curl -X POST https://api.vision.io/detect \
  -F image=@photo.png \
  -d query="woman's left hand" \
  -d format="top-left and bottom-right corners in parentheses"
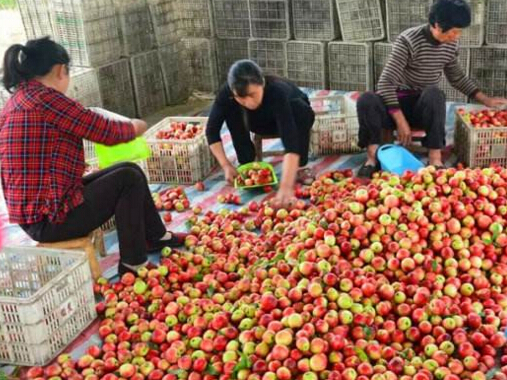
top-left (272, 186), bottom-right (296, 209)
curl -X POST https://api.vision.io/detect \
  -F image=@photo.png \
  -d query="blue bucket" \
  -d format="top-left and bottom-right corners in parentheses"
top-left (376, 144), bottom-right (425, 176)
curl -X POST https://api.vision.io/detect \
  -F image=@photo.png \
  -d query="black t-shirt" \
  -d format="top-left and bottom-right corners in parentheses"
top-left (206, 76), bottom-right (310, 154)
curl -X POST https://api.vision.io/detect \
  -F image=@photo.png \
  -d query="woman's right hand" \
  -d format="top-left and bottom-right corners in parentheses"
top-left (224, 164), bottom-right (238, 185)
top-left (132, 119), bottom-right (148, 136)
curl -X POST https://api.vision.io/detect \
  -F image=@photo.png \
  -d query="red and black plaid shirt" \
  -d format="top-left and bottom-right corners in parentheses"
top-left (0, 80), bottom-right (135, 225)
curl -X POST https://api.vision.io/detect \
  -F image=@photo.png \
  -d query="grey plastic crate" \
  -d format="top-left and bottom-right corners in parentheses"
top-left (292, 0), bottom-right (339, 41)
top-left (459, 0), bottom-right (485, 48)
top-left (179, 0), bottom-right (214, 38)
top-left (96, 59), bottom-right (137, 118)
top-left (335, 0), bottom-right (385, 42)
top-left (182, 38), bottom-right (219, 93)
top-left (248, 0), bottom-right (291, 41)
top-left (386, 0), bottom-right (431, 43)
top-left (248, 39), bottom-right (287, 77)
top-left (439, 48), bottom-right (470, 103)
top-left (67, 67), bottom-right (103, 108)
top-left (328, 42), bottom-right (373, 91)
top-left (18, 0), bottom-right (54, 40)
top-left (470, 47), bottom-right (507, 99)
top-left (373, 42), bottom-right (392, 86)
top-left (148, 0), bottom-right (179, 46)
top-left (114, 0), bottom-right (156, 56)
top-left (216, 39), bottom-right (250, 83)
top-left (485, 0), bottom-right (507, 46)
top-left (159, 41), bottom-right (192, 105)
top-left (286, 41), bottom-right (327, 89)
top-left (50, 0), bottom-right (122, 67)
top-left (130, 50), bottom-right (167, 117)
top-left (212, 0), bottom-right (251, 39)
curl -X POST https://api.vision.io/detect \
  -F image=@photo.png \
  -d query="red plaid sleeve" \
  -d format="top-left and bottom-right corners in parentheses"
top-left (41, 89), bottom-right (136, 146)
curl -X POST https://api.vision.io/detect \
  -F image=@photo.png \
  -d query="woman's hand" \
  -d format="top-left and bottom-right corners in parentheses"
top-left (132, 119), bottom-right (148, 136)
top-left (272, 185), bottom-right (295, 209)
top-left (224, 164), bottom-right (238, 185)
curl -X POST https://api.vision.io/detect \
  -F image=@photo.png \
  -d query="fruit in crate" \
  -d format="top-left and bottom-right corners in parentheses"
top-left (459, 108), bottom-right (507, 128)
top-left (155, 121), bottom-right (203, 140)
top-left (152, 187), bottom-right (190, 212)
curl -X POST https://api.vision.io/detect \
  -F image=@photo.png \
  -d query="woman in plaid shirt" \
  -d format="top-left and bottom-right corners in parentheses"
top-left (0, 37), bottom-right (184, 275)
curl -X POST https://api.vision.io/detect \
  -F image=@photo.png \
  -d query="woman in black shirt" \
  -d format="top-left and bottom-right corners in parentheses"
top-left (206, 60), bottom-right (315, 207)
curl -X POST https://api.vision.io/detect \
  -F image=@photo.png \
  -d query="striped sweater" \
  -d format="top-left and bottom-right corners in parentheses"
top-left (377, 24), bottom-right (479, 109)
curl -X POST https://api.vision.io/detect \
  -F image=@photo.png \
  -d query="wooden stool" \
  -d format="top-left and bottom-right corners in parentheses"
top-left (37, 229), bottom-right (106, 280)
top-left (253, 134), bottom-right (285, 162)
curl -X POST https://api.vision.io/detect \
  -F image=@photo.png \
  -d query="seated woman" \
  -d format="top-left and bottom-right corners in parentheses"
top-left (0, 37), bottom-right (184, 276)
top-left (206, 60), bottom-right (316, 208)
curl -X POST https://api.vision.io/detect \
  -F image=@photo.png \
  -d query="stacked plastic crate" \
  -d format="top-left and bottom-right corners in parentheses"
top-left (248, 0), bottom-right (290, 77)
top-left (328, 42), bottom-right (373, 92)
top-left (213, 0), bottom-right (250, 83)
top-left (17, 0), bottom-right (54, 40)
top-left (485, 0), bottom-right (507, 46)
top-left (385, 0), bottom-right (432, 43)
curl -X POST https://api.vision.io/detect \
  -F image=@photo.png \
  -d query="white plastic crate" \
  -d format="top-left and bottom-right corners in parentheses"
top-left (114, 0), bottom-right (156, 56)
top-left (469, 47), bottom-right (507, 100)
top-left (148, 0), bottom-right (179, 46)
top-left (459, 0), bottom-right (485, 48)
top-left (292, 0), bottom-right (339, 41)
top-left (485, 0), bottom-right (507, 46)
top-left (212, 0), bottom-right (251, 39)
top-left (17, 0), bottom-right (54, 40)
top-left (309, 93), bottom-right (361, 155)
top-left (0, 247), bottom-right (96, 366)
top-left (439, 48), bottom-right (470, 103)
top-left (335, 0), bottom-right (385, 42)
top-left (96, 59), bottom-right (137, 118)
top-left (385, 0), bottom-right (431, 43)
top-left (216, 38), bottom-right (250, 83)
top-left (67, 67), bottom-right (102, 108)
top-left (50, 0), bottom-right (122, 67)
top-left (144, 117), bottom-right (217, 184)
top-left (454, 105), bottom-right (507, 168)
top-left (328, 42), bottom-right (373, 92)
top-left (373, 42), bottom-right (392, 86)
top-left (182, 38), bottom-right (219, 94)
top-left (159, 41), bottom-right (192, 105)
top-left (286, 41), bottom-right (327, 89)
top-left (130, 50), bottom-right (166, 117)
top-left (178, 0), bottom-right (214, 38)
top-left (248, 39), bottom-right (287, 77)
top-left (248, 0), bottom-right (291, 41)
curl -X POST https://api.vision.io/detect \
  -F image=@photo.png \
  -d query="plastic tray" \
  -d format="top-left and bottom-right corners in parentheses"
top-left (234, 162), bottom-right (278, 189)
top-left (377, 144), bottom-right (424, 175)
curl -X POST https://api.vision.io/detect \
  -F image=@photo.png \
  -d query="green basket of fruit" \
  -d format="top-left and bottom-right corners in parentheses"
top-left (234, 162), bottom-right (278, 189)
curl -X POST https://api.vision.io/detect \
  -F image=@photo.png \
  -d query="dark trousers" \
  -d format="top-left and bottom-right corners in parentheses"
top-left (20, 162), bottom-right (166, 266)
top-left (226, 98), bottom-right (315, 167)
top-left (357, 86), bottom-right (447, 150)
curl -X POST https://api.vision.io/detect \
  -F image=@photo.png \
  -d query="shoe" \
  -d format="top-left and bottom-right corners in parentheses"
top-left (296, 167), bottom-right (316, 185)
top-left (118, 261), bottom-right (157, 277)
top-left (146, 231), bottom-right (188, 252)
top-left (357, 163), bottom-right (380, 179)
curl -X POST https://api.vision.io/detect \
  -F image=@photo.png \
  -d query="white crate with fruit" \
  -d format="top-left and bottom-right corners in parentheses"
top-left (455, 106), bottom-right (507, 168)
top-left (144, 117), bottom-right (217, 184)
top-left (0, 247), bottom-right (96, 366)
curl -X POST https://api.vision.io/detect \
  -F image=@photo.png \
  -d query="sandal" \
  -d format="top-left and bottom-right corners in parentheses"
top-left (296, 167), bottom-right (316, 185)
top-left (357, 163), bottom-right (380, 179)
top-left (146, 231), bottom-right (188, 252)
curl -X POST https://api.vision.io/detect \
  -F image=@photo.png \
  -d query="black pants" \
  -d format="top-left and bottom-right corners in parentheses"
top-left (357, 86), bottom-right (447, 150)
top-left (20, 162), bottom-right (166, 266)
top-left (226, 98), bottom-right (315, 167)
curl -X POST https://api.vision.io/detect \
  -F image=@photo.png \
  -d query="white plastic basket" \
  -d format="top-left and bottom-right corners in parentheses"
top-left (248, 0), bottom-right (291, 41)
top-left (18, 0), bottom-right (54, 40)
top-left (0, 247), bottom-right (96, 366)
top-left (286, 41), bottom-right (327, 89)
top-left (212, 0), bottom-right (251, 39)
top-left (335, 0), bottom-right (385, 42)
top-left (144, 117), bottom-right (217, 184)
top-left (248, 39), bottom-right (288, 77)
top-left (67, 67), bottom-right (103, 108)
top-left (328, 42), bottom-right (373, 92)
top-left (385, 0), bottom-right (432, 43)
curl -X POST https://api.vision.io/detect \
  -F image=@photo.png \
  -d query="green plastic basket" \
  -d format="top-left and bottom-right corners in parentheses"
top-left (234, 162), bottom-right (278, 189)
top-left (94, 137), bottom-right (151, 169)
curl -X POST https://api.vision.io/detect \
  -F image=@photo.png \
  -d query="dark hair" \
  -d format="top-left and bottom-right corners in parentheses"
top-left (429, 0), bottom-right (471, 32)
top-left (2, 37), bottom-right (70, 93)
top-left (227, 60), bottom-right (265, 97)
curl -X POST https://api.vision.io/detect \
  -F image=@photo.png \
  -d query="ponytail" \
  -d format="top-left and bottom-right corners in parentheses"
top-left (2, 37), bottom-right (70, 93)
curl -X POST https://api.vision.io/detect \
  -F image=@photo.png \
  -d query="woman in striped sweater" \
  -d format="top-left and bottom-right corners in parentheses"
top-left (357, 0), bottom-right (507, 178)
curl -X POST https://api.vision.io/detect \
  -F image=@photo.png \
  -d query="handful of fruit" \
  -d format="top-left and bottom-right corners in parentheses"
top-left (155, 121), bottom-right (203, 140)
top-left (235, 162), bottom-right (278, 189)
top-left (459, 108), bottom-right (507, 128)
top-left (152, 187), bottom-right (190, 212)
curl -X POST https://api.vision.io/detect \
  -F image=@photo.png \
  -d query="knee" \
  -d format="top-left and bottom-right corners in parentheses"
top-left (118, 165), bottom-right (147, 186)
top-left (357, 92), bottom-right (382, 113)
top-left (422, 86), bottom-right (446, 108)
